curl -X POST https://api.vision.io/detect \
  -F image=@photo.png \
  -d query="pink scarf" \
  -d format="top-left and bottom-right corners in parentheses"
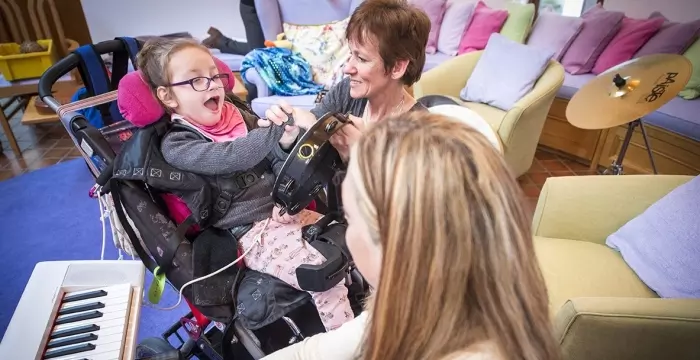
top-left (188, 102), bottom-right (248, 142)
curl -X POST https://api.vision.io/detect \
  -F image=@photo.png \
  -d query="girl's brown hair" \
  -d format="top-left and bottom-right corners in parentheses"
top-left (347, 112), bottom-right (560, 360)
top-left (136, 37), bottom-right (208, 105)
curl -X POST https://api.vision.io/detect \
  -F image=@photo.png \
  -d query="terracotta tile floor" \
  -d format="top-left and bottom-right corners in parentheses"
top-left (0, 106), bottom-right (599, 214)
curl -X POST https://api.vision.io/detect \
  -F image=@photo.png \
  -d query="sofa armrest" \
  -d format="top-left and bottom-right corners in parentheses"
top-left (412, 51), bottom-right (483, 99)
top-left (532, 175), bottom-right (692, 245)
top-left (555, 297), bottom-right (700, 360)
top-left (498, 60), bottom-right (564, 176)
top-left (243, 68), bottom-right (271, 98)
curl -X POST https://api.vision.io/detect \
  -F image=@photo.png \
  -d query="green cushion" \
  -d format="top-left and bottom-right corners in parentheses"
top-left (499, 2), bottom-right (535, 43)
top-left (679, 38), bottom-right (700, 100)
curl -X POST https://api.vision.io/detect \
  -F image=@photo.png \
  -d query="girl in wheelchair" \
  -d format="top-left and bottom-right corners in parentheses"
top-left (135, 37), bottom-right (354, 331)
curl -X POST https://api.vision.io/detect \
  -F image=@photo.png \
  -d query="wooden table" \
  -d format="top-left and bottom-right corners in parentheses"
top-left (0, 74), bottom-right (78, 156)
top-left (232, 72), bottom-right (247, 99)
top-left (20, 85), bottom-right (79, 125)
top-left (21, 96), bottom-right (60, 125)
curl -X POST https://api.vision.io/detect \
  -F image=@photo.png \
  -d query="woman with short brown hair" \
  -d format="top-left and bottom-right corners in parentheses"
top-left (263, 112), bottom-right (561, 360)
top-left (261, 0), bottom-right (432, 162)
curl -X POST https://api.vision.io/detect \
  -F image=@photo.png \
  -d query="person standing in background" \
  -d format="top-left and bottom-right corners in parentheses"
top-left (202, 0), bottom-right (266, 55)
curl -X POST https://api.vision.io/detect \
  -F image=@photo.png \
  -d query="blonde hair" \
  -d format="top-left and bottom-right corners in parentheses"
top-left (136, 37), bottom-right (208, 107)
top-left (347, 112), bottom-right (560, 360)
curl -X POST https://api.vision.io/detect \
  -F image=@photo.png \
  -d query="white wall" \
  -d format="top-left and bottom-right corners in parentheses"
top-left (80, 0), bottom-right (247, 43)
top-left (604, 0), bottom-right (700, 22)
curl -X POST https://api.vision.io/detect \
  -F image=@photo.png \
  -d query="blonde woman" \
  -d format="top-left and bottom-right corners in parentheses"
top-left (263, 112), bottom-right (560, 360)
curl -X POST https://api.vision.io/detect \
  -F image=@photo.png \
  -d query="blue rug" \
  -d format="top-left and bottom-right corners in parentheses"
top-left (0, 159), bottom-right (190, 345)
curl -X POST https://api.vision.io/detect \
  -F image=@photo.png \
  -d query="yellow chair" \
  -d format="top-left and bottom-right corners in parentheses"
top-left (412, 51), bottom-right (564, 177)
top-left (532, 175), bottom-right (700, 360)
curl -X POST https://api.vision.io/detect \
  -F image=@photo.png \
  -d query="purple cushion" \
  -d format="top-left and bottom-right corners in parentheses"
top-left (591, 16), bottom-right (665, 74)
top-left (606, 175), bottom-right (700, 299)
top-left (560, 5), bottom-right (624, 75)
top-left (635, 12), bottom-right (700, 58)
top-left (460, 33), bottom-right (554, 111)
top-left (409, 0), bottom-right (447, 54)
top-left (526, 12), bottom-right (584, 61)
top-left (643, 97), bottom-right (700, 142)
top-left (424, 51), bottom-right (453, 72)
top-left (437, 0), bottom-right (475, 56)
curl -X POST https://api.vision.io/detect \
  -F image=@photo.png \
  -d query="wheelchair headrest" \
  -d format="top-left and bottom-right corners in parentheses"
top-left (117, 56), bottom-right (236, 127)
top-left (417, 94), bottom-right (462, 108)
top-left (427, 104), bottom-right (502, 152)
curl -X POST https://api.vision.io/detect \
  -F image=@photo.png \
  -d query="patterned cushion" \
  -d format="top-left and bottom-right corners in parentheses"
top-left (283, 18), bottom-right (351, 88)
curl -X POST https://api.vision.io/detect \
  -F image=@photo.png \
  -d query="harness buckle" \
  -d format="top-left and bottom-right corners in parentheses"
top-left (215, 190), bottom-right (232, 215)
top-left (235, 171), bottom-right (259, 189)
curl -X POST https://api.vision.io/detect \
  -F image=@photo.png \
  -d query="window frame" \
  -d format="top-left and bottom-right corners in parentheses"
top-left (529, 0), bottom-right (604, 18)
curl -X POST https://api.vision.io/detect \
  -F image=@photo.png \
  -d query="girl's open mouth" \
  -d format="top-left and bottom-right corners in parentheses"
top-left (204, 95), bottom-right (220, 111)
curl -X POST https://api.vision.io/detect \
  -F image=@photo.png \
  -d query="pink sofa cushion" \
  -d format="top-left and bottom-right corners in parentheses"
top-left (560, 5), bottom-right (624, 75)
top-left (592, 16), bottom-right (665, 74)
top-left (409, 0), bottom-right (447, 54)
top-left (437, 0), bottom-right (475, 56)
top-left (635, 12), bottom-right (700, 58)
top-left (526, 12), bottom-right (584, 61)
top-left (457, 1), bottom-right (508, 55)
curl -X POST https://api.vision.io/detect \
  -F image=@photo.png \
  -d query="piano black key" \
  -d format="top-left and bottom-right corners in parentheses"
top-left (54, 310), bottom-right (103, 325)
top-left (46, 333), bottom-right (98, 349)
top-left (58, 301), bottom-right (105, 316)
top-left (43, 342), bottom-right (96, 359)
top-left (62, 289), bottom-right (107, 303)
top-left (50, 324), bottom-right (100, 339)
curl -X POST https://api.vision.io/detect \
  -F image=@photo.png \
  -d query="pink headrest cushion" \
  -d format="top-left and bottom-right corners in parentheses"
top-left (117, 56), bottom-right (236, 127)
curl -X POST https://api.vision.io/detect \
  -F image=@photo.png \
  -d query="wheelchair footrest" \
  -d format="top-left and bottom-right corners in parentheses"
top-left (296, 240), bottom-right (347, 293)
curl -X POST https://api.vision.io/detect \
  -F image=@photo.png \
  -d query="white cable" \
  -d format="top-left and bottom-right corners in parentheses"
top-left (146, 218), bottom-right (271, 311)
top-left (95, 185), bottom-right (107, 261)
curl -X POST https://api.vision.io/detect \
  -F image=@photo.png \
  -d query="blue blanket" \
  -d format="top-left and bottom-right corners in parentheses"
top-left (241, 47), bottom-right (324, 96)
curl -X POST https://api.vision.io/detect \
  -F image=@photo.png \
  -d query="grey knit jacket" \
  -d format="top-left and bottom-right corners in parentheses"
top-left (160, 110), bottom-right (288, 229)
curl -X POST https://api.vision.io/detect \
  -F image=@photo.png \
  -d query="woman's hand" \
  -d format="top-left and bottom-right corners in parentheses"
top-left (259, 101), bottom-right (317, 130)
top-left (272, 205), bottom-right (296, 224)
top-left (262, 101), bottom-right (301, 149)
top-left (329, 115), bottom-right (364, 162)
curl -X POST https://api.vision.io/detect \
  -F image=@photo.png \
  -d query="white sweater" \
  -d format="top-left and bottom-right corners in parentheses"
top-left (261, 312), bottom-right (500, 360)
top-left (262, 312), bottom-right (368, 360)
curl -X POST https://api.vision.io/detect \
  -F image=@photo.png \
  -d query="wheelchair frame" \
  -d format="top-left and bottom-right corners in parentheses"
top-left (38, 38), bottom-right (365, 360)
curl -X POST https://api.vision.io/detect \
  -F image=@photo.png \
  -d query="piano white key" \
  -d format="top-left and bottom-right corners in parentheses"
top-left (52, 314), bottom-right (126, 332)
top-left (51, 306), bottom-right (128, 332)
top-left (52, 317), bottom-right (126, 336)
top-left (62, 283), bottom-right (132, 296)
top-left (44, 331), bottom-right (129, 360)
top-left (45, 339), bottom-right (125, 360)
top-left (55, 301), bottom-right (129, 323)
top-left (59, 288), bottom-right (131, 310)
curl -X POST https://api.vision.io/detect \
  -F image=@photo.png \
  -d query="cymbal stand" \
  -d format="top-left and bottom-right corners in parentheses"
top-left (603, 118), bottom-right (658, 175)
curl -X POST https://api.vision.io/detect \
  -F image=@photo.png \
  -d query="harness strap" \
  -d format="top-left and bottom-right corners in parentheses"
top-left (151, 213), bottom-right (197, 276)
top-left (108, 37), bottom-right (141, 122)
top-left (208, 158), bottom-right (270, 227)
top-left (110, 180), bottom-right (158, 272)
top-left (74, 44), bottom-right (112, 126)
top-left (110, 37), bottom-right (140, 91)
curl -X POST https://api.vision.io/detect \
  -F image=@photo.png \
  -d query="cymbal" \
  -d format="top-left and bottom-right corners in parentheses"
top-left (566, 54), bottom-right (692, 130)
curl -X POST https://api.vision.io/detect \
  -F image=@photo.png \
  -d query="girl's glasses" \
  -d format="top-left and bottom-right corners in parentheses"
top-left (167, 73), bottom-right (230, 92)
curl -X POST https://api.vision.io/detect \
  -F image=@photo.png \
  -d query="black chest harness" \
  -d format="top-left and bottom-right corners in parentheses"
top-left (112, 118), bottom-right (269, 228)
